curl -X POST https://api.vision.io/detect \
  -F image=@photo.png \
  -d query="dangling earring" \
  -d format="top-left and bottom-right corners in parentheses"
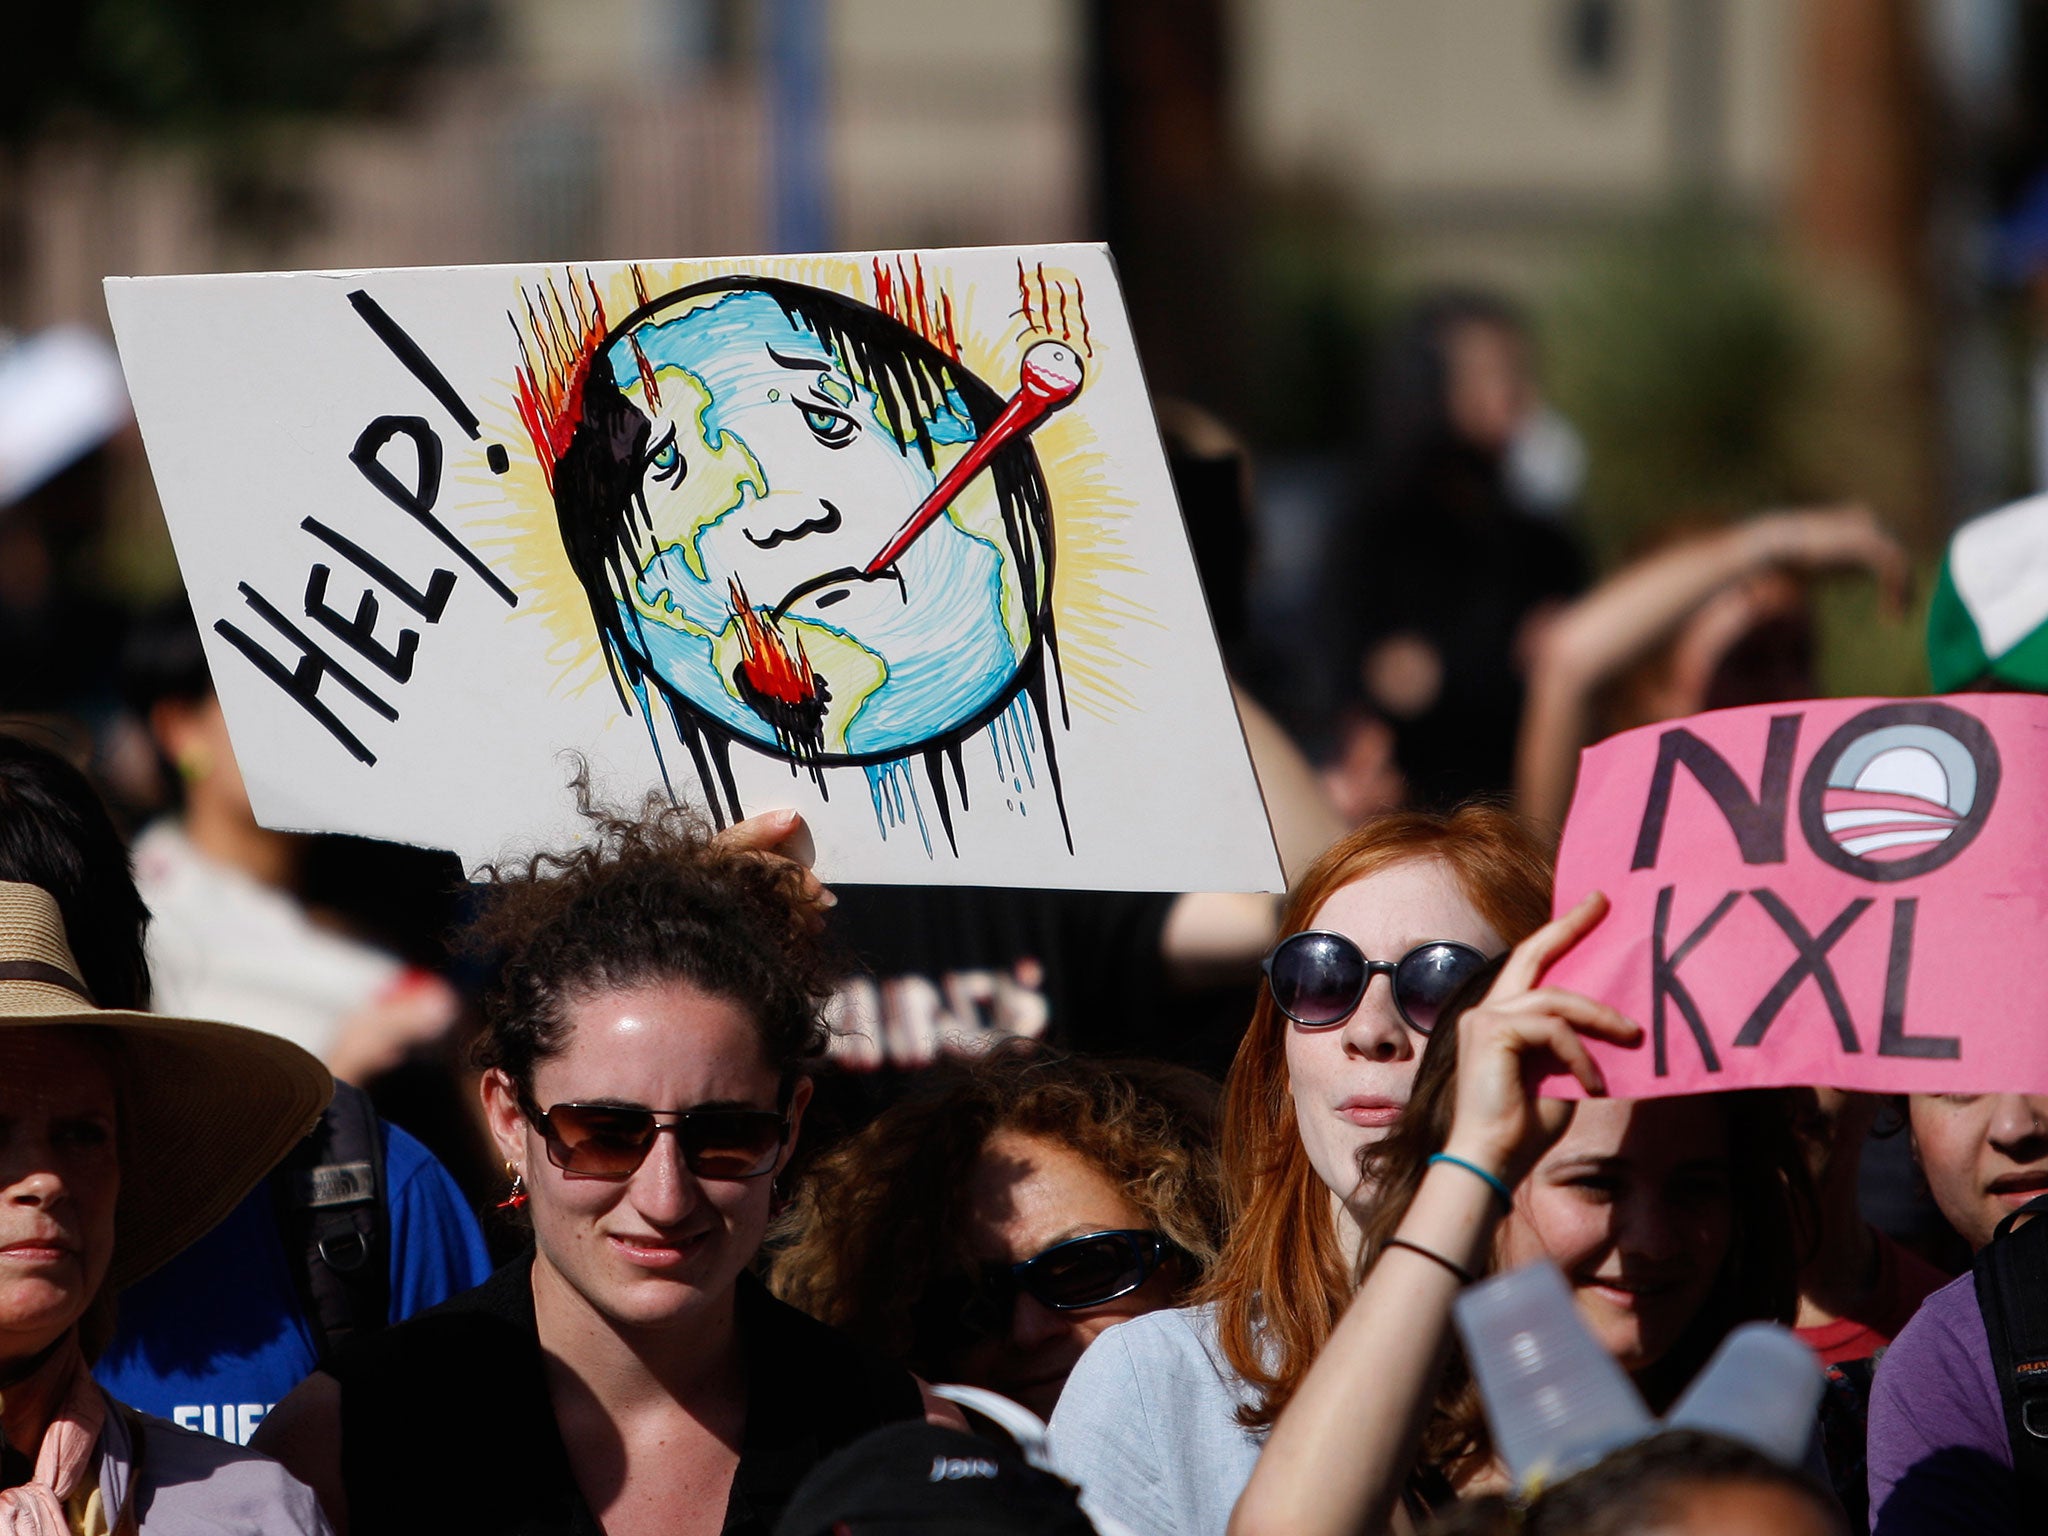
top-left (770, 1174), bottom-right (792, 1218)
top-left (496, 1166), bottom-right (527, 1211)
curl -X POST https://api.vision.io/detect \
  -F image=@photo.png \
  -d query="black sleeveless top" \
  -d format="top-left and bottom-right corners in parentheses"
top-left (327, 1257), bottom-right (923, 1535)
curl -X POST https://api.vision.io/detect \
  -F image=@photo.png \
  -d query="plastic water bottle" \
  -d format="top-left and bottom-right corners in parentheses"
top-left (1665, 1323), bottom-right (1825, 1464)
top-left (1452, 1261), bottom-right (1654, 1489)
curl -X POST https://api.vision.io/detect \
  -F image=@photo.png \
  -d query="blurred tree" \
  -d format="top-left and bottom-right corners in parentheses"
top-left (1544, 207), bottom-right (1932, 700)
top-left (1544, 209), bottom-right (1813, 570)
top-left (1241, 178), bottom-right (1379, 456)
top-left (1, 1), bottom-right (472, 144)
top-left (0, 0), bottom-right (484, 316)
top-left (1788, 0), bottom-right (1938, 547)
top-left (1086, 0), bottom-right (1247, 424)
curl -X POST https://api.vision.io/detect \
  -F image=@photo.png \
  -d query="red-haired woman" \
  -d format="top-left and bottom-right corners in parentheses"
top-left (1046, 806), bottom-right (1552, 1535)
top-left (1225, 896), bottom-right (1804, 1535)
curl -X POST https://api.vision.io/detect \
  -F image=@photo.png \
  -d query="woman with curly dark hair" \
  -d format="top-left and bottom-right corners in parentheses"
top-left (254, 802), bottom-right (930, 1536)
top-left (769, 1044), bottom-right (1223, 1419)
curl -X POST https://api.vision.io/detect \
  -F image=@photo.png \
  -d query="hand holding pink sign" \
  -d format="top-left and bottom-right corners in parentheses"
top-left (1542, 695), bottom-right (2048, 1099)
top-left (1440, 891), bottom-right (1644, 1183)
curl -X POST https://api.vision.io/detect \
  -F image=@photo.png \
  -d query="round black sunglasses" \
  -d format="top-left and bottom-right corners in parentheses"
top-left (1261, 931), bottom-right (1494, 1034)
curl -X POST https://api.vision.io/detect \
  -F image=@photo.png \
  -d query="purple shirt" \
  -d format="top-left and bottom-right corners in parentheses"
top-left (1867, 1272), bottom-right (2015, 1534)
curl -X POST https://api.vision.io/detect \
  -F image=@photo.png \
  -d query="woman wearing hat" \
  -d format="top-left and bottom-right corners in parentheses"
top-left (0, 879), bottom-right (334, 1533)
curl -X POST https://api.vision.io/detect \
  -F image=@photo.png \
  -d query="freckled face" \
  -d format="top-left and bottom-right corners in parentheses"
top-left (0, 1032), bottom-right (119, 1365)
top-left (946, 1130), bottom-right (1176, 1420)
top-left (483, 980), bottom-right (805, 1335)
top-left (1282, 860), bottom-right (1504, 1210)
top-left (1496, 1097), bottom-right (1734, 1374)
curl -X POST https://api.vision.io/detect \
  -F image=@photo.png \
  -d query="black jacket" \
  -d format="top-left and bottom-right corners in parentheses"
top-left (328, 1256), bottom-right (923, 1535)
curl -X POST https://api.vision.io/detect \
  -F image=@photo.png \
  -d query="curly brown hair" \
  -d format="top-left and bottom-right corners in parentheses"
top-left (767, 1043), bottom-right (1224, 1379)
top-left (470, 789), bottom-right (833, 1095)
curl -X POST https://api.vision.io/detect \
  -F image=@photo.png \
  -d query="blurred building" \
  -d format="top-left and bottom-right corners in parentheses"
top-left (5, 1), bottom-right (1940, 377)
top-left (6, 0), bottom-right (2022, 578)
top-left (12, 0), bottom-right (1088, 336)
top-left (1240, 0), bottom-right (1799, 289)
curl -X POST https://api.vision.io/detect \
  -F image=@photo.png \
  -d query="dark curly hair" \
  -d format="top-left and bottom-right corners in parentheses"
top-left (470, 789), bottom-right (832, 1095)
top-left (767, 1042), bottom-right (1223, 1380)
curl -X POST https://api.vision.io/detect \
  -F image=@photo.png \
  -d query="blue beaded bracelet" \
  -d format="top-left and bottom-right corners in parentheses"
top-left (1428, 1152), bottom-right (1513, 1211)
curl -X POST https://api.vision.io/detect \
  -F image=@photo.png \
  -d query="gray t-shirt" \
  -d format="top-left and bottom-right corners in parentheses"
top-left (101, 1397), bottom-right (333, 1534)
top-left (1047, 1303), bottom-right (1265, 1536)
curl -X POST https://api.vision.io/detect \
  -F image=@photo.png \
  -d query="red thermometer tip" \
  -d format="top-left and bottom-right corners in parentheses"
top-left (862, 341), bottom-right (1085, 577)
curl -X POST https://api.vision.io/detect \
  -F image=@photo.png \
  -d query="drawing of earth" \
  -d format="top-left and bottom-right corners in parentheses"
top-left (601, 286), bottom-right (1037, 761)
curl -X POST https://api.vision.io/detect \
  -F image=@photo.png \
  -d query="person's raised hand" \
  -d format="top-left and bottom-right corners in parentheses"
top-left (712, 807), bottom-right (836, 922)
top-left (1438, 891), bottom-right (1642, 1189)
top-left (1745, 505), bottom-right (1910, 615)
top-left (326, 969), bottom-right (462, 1085)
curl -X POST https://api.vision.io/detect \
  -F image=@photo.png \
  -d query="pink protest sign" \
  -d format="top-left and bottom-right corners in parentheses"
top-left (1545, 695), bottom-right (2048, 1098)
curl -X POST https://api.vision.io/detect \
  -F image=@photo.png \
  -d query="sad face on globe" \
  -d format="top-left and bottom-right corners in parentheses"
top-left (548, 279), bottom-right (1066, 771)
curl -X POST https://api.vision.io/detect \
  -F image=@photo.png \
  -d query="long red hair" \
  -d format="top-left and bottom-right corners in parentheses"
top-left (1198, 804), bottom-right (1553, 1428)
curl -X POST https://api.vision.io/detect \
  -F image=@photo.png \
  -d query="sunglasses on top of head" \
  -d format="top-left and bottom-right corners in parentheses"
top-left (955, 1229), bottom-right (1176, 1338)
top-left (518, 1096), bottom-right (789, 1180)
top-left (1260, 930), bottom-right (1495, 1035)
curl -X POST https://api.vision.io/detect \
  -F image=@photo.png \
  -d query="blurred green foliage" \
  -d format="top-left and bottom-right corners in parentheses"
top-left (1536, 207), bottom-right (1938, 696)
top-left (1812, 560), bottom-right (1935, 699)
top-left (1243, 185), bottom-right (1381, 454)
top-left (0, 0), bottom-right (477, 145)
top-left (1251, 194), bottom-right (1937, 699)
top-left (1541, 208), bottom-right (1817, 570)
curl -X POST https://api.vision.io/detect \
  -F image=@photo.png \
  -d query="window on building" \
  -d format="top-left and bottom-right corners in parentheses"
top-left (1561, 0), bottom-right (1628, 86)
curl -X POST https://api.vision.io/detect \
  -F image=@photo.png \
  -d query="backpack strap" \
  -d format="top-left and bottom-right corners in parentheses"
top-left (1972, 1189), bottom-right (2048, 1496)
top-left (271, 1080), bottom-right (391, 1367)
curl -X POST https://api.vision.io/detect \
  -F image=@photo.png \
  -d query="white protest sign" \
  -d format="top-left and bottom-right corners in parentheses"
top-left (106, 247), bottom-right (1283, 890)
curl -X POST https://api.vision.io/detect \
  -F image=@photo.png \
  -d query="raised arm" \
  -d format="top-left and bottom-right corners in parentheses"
top-left (1227, 895), bottom-right (1641, 1536)
top-left (1515, 507), bottom-right (1907, 835)
top-left (1160, 684), bottom-right (1346, 983)
top-left (1231, 682), bottom-right (1347, 887)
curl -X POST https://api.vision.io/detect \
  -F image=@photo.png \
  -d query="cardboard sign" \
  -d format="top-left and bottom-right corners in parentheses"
top-left (1546, 695), bottom-right (2048, 1096)
top-left (105, 248), bottom-right (1282, 890)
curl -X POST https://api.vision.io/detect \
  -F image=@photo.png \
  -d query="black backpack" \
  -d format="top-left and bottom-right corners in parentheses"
top-left (1972, 1189), bottom-right (2048, 1495)
top-left (269, 1080), bottom-right (392, 1366)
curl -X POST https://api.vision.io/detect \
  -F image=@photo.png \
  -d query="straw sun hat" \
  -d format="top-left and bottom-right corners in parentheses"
top-left (0, 880), bottom-right (333, 1290)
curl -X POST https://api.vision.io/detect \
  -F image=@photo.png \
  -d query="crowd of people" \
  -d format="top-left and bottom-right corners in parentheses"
top-left (0, 289), bottom-right (2041, 1535)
